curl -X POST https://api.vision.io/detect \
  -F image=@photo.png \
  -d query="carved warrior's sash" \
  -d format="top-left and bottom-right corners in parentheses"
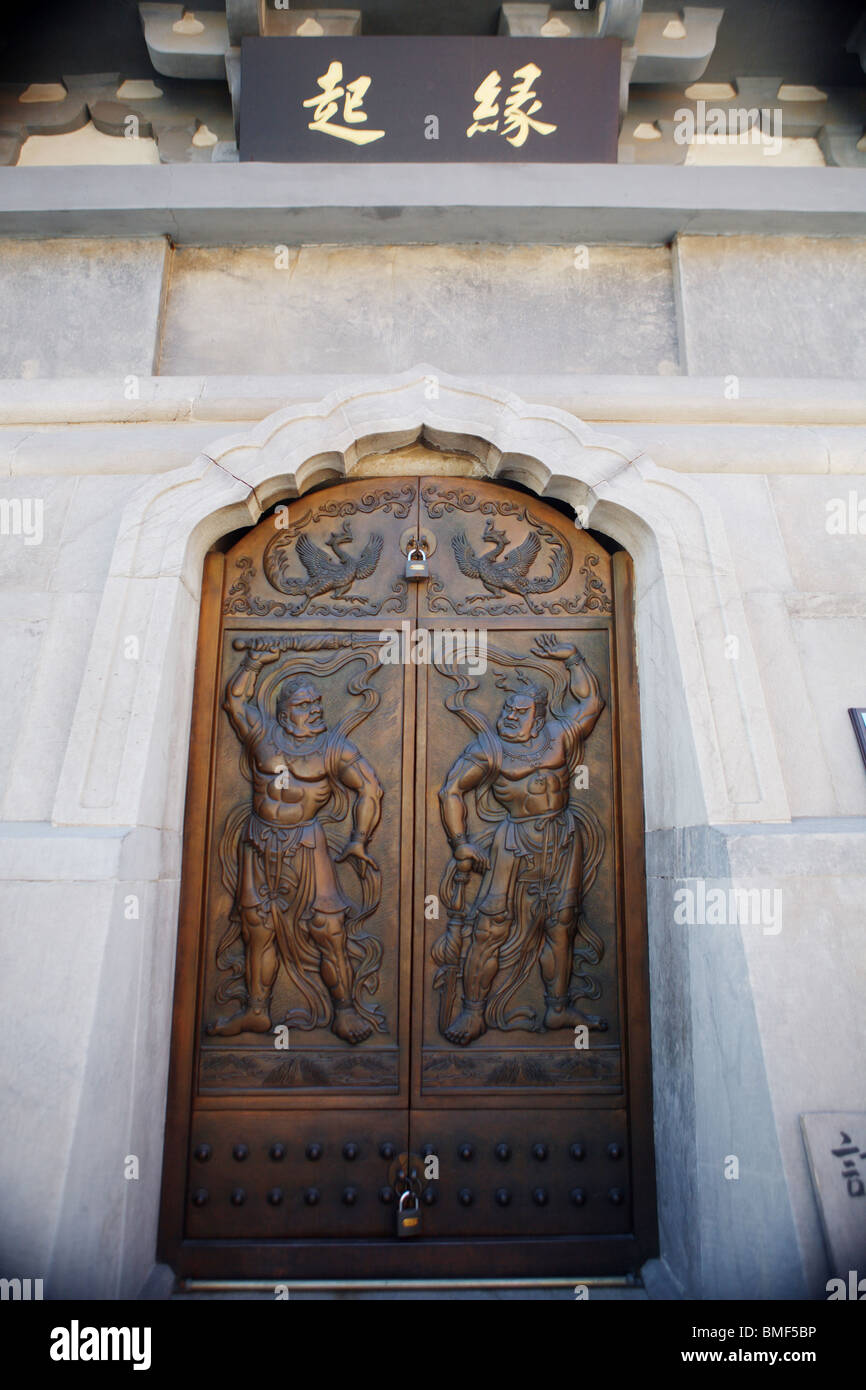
top-left (214, 726), bottom-right (385, 1034)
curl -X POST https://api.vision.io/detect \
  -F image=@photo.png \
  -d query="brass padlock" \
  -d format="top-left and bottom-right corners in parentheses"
top-left (404, 542), bottom-right (429, 580)
top-left (396, 1189), bottom-right (422, 1238)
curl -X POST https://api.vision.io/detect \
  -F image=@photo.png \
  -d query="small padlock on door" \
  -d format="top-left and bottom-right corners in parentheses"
top-left (396, 1188), bottom-right (422, 1237)
top-left (404, 541), bottom-right (429, 580)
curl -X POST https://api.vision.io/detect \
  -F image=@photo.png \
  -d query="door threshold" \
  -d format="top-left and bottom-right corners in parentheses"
top-left (179, 1275), bottom-right (641, 1292)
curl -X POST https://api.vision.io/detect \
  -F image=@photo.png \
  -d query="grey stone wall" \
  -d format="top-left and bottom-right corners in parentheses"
top-left (0, 239), bottom-right (168, 378)
top-left (158, 243), bottom-right (680, 377)
top-left (3, 233), bottom-right (866, 384)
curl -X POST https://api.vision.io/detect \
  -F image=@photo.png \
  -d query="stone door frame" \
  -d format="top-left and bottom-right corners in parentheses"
top-left (50, 366), bottom-right (795, 1297)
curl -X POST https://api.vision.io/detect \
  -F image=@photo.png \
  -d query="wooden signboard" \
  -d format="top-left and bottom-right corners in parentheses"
top-left (240, 37), bottom-right (621, 162)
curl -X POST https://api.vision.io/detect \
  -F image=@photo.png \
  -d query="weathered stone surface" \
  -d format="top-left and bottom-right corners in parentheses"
top-left (0, 593), bottom-right (101, 823)
top-left (501, 6), bottom-right (723, 104)
top-left (89, 100), bottom-right (154, 139)
top-left (819, 125), bottom-right (866, 169)
top-left (623, 81), bottom-right (866, 168)
top-left (59, 72), bottom-right (234, 163)
top-left (15, 121), bottom-right (161, 166)
top-left (500, 4), bottom-right (597, 37)
top-left (787, 614), bottom-right (866, 817)
top-left (630, 8), bottom-right (724, 85)
top-left (734, 854), bottom-right (866, 1293)
top-left (154, 126), bottom-right (217, 164)
top-left (769, 475), bottom-right (866, 595)
top-left (1, 164), bottom-right (864, 240)
top-left (0, 134), bottom-right (21, 165)
top-left (159, 244), bottom-right (680, 377)
top-left (139, 3), bottom-right (230, 81)
top-left (262, 9), bottom-right (362, 36)
top-left (0, 239), bottom-right (168, 378)
top-left (0, 85), bottom-right (88, 137)
top-left (1, 371), bottom-right (863, 426)
top-left (226, 0), bottom-right (262, 45)
top-left (4, 423), bottom-right (225, 477)
top-left (676, 235), bottom-right (866, 378)
top-left (0, 873), bottom-right (118, 1274)
top-left (500, 2), bottom-right (641, 42)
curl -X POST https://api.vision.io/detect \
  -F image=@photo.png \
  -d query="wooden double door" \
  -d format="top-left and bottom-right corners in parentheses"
top-left (159, 475), bottom-right (656, 1279)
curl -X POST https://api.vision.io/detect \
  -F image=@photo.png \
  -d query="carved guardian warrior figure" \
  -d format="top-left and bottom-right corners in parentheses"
top-left (209, 645), bottom-right (384, 1044)
top-left (434, 635), bottom-right (607, 1044)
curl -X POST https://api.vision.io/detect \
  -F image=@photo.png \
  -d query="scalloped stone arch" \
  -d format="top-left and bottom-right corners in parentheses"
top-left (44, 366), bottom-right (799, 1301)
top-left (54, 365), bottom-right (789, 835)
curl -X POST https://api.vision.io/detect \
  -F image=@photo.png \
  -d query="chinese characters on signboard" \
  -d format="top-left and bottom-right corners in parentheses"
top-left (241, 38), bottom-right (620, 163)
top-left (302, 58), bottom-right (559, 150)
top-left (801, 1112), bottom-right (866, 1278)
top-left (303, 61), bottom-right (386, 146)
top-left (466, 63), bottom-right (557, 147)
top-left (832, 1129), bottom-right (866, 1199)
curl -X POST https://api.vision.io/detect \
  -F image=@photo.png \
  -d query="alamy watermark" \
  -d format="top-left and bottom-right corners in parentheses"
top-left (826, 1270), bottom-right (865, 1300)
top-left (0, 1276), bottom-right (43, 1299)
top-left (826, 491), bottom-right (866, 535)
top-left (378, 621), bottom-right (487, 675)
top-left (49, 1322), bottom-right (151, 1370)
top-left (0, 497), bottom-right (43, 545)
top-left (674, 101), bottom-right (783, 156)
top-left (673, 879), bottom-right (783, 936)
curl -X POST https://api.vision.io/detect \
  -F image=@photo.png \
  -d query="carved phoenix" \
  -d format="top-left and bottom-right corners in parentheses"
top-left (451, 518), bottom-right (571, 611)
top-left (264, 520), bottom-right (383, 613)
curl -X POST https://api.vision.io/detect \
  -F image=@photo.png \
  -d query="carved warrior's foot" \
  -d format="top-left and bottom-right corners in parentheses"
top-left (207, 1001), bottom-right (273, 1036)
top-left (444, 1002), bottom-right (487, 1046)
top-left (543, 999), bottom-right (608, 1033)
top-left (331, 1004), bottom-right (372, 1045)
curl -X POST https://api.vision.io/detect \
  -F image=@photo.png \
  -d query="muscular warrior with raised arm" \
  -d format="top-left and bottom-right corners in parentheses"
top-left (209, 644), bottom-right (383, 1044)
top-left (438, 634), bottom-right (605, 1045)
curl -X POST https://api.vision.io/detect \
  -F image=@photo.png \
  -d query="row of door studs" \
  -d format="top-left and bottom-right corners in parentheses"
top-left (192, 1141), bottom-right (626, 1163)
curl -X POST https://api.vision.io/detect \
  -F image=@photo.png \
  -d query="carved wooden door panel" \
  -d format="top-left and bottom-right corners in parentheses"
top-left (159, 476), bottom-right (656, 1279)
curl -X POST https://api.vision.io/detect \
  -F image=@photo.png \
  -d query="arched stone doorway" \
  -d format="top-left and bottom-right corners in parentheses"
top-left (51, 369), bottom-right (793, 1296)
top-left (157, 468), bottom-right (656, 1278)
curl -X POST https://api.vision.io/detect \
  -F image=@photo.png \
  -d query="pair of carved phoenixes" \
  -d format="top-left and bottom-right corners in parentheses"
top-left (209, 632), bottom-right (608, 1049)
top-left (222, 485), bottom-right (613, 622)
top-left (222, 486), bottom-right (414, 619)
